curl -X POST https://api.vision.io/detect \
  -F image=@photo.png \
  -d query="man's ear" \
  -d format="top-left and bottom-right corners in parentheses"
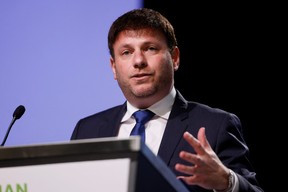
top-left (172, 46), bottom-right (180, 71)
top-left (110, 57), bottom-right (117, 80)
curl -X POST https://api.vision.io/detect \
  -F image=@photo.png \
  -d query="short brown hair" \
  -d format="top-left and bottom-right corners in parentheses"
top-left (108, 8), bottom-right (178, 58)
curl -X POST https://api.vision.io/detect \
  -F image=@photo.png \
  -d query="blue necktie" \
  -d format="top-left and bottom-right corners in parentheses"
top-left (130, 110), bottom-right (155, 142)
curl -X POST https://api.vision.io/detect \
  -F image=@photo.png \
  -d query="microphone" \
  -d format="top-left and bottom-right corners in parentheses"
top-left (1, 105), bottom-right (26, 146)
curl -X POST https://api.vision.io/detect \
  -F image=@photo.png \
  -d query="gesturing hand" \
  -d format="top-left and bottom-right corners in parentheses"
top-left (175, 127), bottom-right (231, 191)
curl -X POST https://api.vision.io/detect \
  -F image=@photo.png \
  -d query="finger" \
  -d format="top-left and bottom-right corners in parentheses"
top-left (183, 131), bottom-right (206, 155)
top-left (197, 127), bottom-right (212, 150)
top-left (175, 163), bottom-right (196, 175)
top-left (177, 176), bottom-right (197, 185)
top-left (178, 151), bottom-right (199, 165)
top-left (179, 150), bottom-right (207, 167)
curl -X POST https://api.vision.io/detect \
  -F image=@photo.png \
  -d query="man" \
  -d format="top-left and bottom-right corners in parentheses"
top-left (71, 8), bottom-right (263, 192)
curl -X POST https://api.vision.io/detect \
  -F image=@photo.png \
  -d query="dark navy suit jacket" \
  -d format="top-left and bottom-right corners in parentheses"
top-left (71, 90), bottom-right (263, 192)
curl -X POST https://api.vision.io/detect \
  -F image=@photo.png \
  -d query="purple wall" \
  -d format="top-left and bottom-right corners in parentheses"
top-left (0, 0), bottom-right (141, 146)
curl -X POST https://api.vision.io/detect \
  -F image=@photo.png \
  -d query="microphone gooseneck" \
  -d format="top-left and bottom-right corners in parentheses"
top-left (1, 105), bottom-right (26, 146)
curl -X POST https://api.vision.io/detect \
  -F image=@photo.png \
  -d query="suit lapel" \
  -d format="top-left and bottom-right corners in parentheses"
top-left (98, 103), bottom-right (127, 137)
top-left (157, 91), bottom-right (190, 164)
top-left (112, 104), bottom-right (127, 136)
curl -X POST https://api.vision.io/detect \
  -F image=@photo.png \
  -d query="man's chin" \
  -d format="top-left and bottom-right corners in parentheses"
top-left (133, 86), bottom-right (155, 98)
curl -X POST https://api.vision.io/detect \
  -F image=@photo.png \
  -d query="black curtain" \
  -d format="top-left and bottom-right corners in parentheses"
top-left (142, 1), bottom-right (272, 191)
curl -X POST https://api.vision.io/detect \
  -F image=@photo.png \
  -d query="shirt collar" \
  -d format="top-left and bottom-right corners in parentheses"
top-left (122, 87), bottom-right (176, 122)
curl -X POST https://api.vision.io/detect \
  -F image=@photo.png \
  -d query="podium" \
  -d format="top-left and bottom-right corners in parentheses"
top-left (0, 137), bottom-right (189, 192)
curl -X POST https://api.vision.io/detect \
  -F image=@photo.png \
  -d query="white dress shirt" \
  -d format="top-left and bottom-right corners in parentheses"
top-left (117, 87), bottom-right (176, 155)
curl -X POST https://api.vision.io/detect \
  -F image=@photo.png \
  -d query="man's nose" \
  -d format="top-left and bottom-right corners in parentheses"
top-left (133, 51), bottom-right (147, 68)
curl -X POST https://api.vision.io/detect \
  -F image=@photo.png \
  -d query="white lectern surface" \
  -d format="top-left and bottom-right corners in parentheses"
top-left (0, 158), bottom-right (130, 192)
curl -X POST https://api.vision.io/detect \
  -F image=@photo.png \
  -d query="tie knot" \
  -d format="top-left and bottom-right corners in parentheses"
top-left (133, 110), bottom-right (155, 124)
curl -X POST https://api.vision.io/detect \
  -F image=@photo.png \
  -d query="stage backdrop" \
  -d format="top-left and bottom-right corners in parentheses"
top-left (0, 0), bottom-right (141, 146)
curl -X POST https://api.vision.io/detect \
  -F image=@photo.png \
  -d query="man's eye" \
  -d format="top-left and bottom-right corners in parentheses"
top-left (122, 50), bottom-right (130, 55)
top-left (148, 47), bottom-right (156, 51)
